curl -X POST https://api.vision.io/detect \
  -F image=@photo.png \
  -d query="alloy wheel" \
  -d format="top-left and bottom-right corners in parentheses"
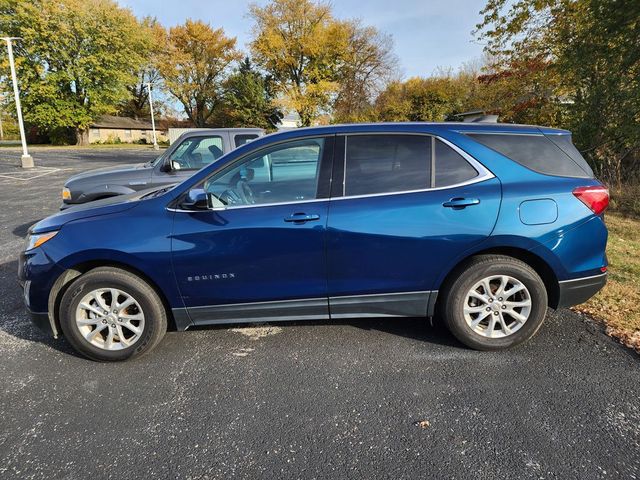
top-left (75, 288), bottom-right (145, 350)
top-left (463, 275), bottom-right (532, 338)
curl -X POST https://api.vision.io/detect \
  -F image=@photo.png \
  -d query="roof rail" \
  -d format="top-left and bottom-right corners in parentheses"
top-left (458, 110), bottom-right (499, 123)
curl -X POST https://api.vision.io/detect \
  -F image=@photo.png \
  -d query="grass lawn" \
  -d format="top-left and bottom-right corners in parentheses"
top-left (574, 212), bottom-right (640, 352)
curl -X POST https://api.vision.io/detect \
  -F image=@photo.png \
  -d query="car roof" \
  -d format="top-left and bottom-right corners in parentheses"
top-left (258, 122), bottom-right (570, 143)
top-left (179, 128), bottom-right (264, 137)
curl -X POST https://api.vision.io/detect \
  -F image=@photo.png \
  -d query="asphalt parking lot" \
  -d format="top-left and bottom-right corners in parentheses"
top-left (0, 147), bottom-right (638, 479)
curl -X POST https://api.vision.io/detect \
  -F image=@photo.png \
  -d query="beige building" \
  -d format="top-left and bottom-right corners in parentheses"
top-left (89, 115), bottom-right (167, 144)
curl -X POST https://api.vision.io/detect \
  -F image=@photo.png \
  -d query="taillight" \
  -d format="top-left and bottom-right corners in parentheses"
top-left (572, 185), bottom-right (609, 215)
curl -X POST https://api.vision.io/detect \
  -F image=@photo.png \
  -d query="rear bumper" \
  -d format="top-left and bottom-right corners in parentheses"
top-left (557, 272), bottom-right (607, 308)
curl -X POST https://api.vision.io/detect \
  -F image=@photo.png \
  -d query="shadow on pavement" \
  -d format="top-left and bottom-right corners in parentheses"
top-left (190, 316), bottom-right (463, 349)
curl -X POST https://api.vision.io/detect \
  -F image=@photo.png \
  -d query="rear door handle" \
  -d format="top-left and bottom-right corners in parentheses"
top-left (443, 198), bottom-right (480, 208)
top-left (284, 213), bottom-right (320, 223)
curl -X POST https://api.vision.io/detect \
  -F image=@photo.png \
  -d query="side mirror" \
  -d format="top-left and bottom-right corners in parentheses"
top-left (159, 159), bottom-right (172, 172)
top-left (181, 188), bottom-right (208, 210)
top-left (171, 160), bottom-right (182, 170)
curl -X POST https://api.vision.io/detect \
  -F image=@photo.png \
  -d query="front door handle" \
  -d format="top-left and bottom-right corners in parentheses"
top-left (443, 198), bottom-right (480, 209)
top-left (284, 213), bottom-right (320, 223)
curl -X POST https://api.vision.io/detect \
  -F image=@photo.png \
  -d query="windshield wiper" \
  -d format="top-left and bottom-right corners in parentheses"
top-left (141, 185), bottom-right (175, 199)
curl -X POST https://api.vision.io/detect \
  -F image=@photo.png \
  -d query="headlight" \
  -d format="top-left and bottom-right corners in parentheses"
top-left (25, 231), bottom-right (58, 251)
top-left (62, 187), bottom-right (71, 201)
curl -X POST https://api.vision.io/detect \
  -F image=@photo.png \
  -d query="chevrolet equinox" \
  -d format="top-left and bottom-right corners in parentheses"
top-left (19, 123), bottom-right (609, 361)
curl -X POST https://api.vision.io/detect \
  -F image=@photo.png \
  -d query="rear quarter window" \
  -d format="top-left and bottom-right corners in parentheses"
top-left (466, 133), bottom-right (593, 178)
top-left (545, 134), bottom-right (594, 177)
top-left (434, 139), bottom-right (478, 187)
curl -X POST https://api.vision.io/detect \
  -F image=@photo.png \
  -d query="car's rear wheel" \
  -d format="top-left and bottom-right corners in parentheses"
top-left (441, 255), bottom-right (548, 350)
top-left (59, 267), bottom-right (167, 361)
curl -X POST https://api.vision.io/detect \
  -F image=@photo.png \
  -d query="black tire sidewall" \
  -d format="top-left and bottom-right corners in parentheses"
top-left (59, 273), bottom-right (165, 361)
top-left (444, 259), bottom-right (548, 350)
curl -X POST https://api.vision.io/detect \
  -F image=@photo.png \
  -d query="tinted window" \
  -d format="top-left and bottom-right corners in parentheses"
top-left (234, 134), bottom-right (259, 148)
top-left (467, 133), bottom-right (592, 178)
top-left (270, 143), bottom-right (321, 181)
top-left (169, 136), bottom-right (224, 170)
top-left (545, 134), bottom-right (594, 177)
top-left (204, 138), bottom-right (324, 207)
top-left (434, 139), bottom-right (478, 187)
top-left (344, 135), bottom-right (431, 196)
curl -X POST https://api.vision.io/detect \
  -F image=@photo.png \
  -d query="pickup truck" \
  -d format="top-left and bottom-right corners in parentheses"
top-left (61, 128), bottom-right (264, 209)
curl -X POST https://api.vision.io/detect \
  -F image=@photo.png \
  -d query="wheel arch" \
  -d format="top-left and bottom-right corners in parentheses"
top-left (48, 260), bottom-right (181, 337)
top-left (434, 246), bottom-right (561, 314)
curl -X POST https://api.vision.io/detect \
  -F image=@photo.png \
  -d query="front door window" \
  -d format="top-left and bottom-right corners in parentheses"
top-left (168, 136), bottom-right (224, 170)
top-left (203, 138), bottom-right (325, 208)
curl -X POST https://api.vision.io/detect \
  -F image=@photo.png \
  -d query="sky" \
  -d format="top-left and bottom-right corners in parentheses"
top-left (119, 0), bottom-right (489, 79)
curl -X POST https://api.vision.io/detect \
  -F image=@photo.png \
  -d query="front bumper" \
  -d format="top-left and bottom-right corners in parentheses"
top-left (19, 277), bottom-right (54, 334)
top-left (27, 306), bottom-right (51, 333)
top-left (19, 249), bottom-right (63, 337)
top-left (557, 272), bottom-right (607, 308)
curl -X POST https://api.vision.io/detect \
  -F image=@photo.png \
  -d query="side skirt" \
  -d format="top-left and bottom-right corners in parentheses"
top-left (174, 298), bottom-right (330, 329)
top-left (173, 291), bottom-right (437, 331)
top-left (329, 291), bottom-right (433, 319)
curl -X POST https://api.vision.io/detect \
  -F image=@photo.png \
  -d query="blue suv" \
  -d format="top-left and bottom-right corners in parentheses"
top-left (19, 123), bottom-right (609, 361)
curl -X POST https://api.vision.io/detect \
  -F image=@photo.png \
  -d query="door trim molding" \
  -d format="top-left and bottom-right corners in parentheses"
top-left (329, 291), bottom-right (433, 319)
top-left (176, 297), bottom-right (330, 327)
top-left (174, 290), bottom-right (438, 328)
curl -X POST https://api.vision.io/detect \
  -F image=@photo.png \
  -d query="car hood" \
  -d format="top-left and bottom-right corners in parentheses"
top-left (31, 188), bottom-right (161, 234)
top-left (64, 162), bottom-right (151, 186)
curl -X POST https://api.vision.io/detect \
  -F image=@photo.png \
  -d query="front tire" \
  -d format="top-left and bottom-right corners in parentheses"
top-left (59, 267), bottom-right (167, 361)
top-left (441, 255), bottom-right (548, 351)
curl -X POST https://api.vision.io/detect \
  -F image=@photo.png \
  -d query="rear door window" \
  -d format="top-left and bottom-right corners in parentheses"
top-left (466, 133), bottom-right (593, 178)
top-left (234, 134), bottom-right (259, 148)
top-left (344, 135), bottom-right (431, 196)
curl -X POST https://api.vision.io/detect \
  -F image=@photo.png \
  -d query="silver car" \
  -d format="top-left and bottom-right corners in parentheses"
top-left (61, 128), bottom-right (264, 209)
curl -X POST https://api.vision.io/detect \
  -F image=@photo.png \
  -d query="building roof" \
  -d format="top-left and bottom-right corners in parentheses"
top-left (91, 115), bottom-right (155, 130)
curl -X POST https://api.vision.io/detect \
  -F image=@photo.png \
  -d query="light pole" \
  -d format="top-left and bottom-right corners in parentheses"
top-left (2, 36), bottom-right (33, 168)
top-left (145, 82), bottom-right (159, 150)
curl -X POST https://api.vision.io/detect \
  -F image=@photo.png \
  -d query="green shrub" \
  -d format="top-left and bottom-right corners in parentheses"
top-left (609, 183), bottom-right (640, 218)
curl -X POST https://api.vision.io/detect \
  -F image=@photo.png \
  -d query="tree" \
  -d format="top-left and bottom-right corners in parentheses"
top-left (158, 20), bottom-right (240, 127)
top-left (0, 0), bottom-right (148, 145)
top-left (249, 0), bottom-right (349, 127)
top-left (214, 58), bottom-right (282, 131)
top-left (118, 17), bottom-right (167, 120)
top-left (374, 75), bottom-right (472, 122)
top-left (471, 56), bottom-right (566, 127)
top-left (476, 0), bottom-right (640, 185)
top-left (553, 0), bottom-right (640, 185)
top-left (332, 21), bottom-right (399, 123)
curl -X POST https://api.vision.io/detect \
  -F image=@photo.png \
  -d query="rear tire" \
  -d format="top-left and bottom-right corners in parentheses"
top-left (59, 267), bottom-right (167, 361)
top-left (441, 255), bottom-right (548, 351)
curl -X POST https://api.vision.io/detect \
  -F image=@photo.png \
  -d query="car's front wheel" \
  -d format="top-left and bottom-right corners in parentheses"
top-left (59, 267), bottom-right (167, 361)
top-left (441, 255), bottom-right (548, 350)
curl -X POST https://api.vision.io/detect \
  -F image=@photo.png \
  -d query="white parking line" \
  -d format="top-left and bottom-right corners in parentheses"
top-left (0, 167), bottom-right (68, 181)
